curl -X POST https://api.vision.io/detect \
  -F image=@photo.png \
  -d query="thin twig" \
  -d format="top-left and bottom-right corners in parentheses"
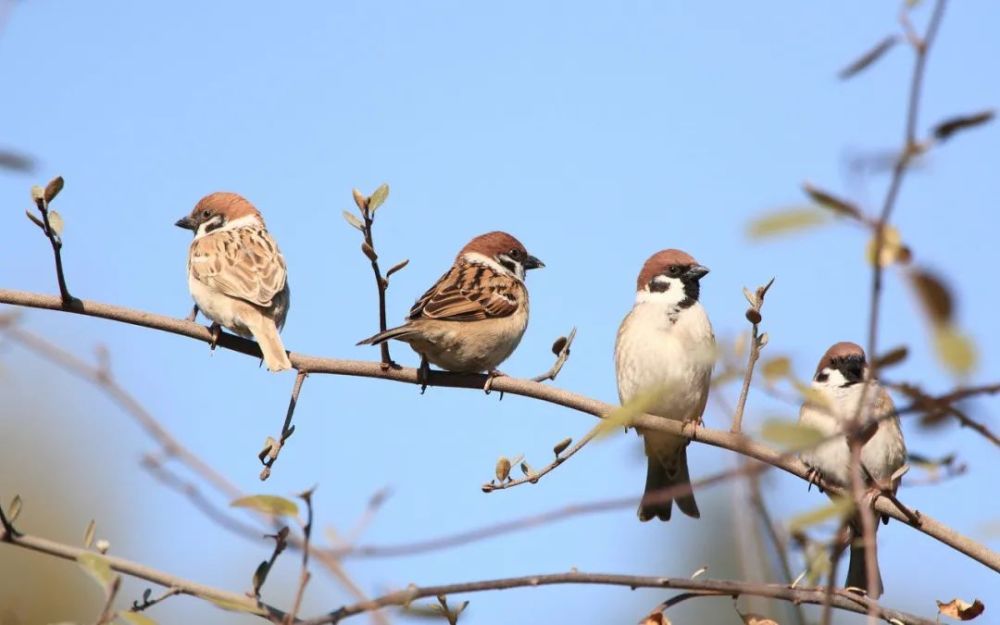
top-left (131, 587), bottom-right (182, 612)
top-left (287, 488), bottom-right (315, 625)
top-left (305, 571), bottom-right (936, 625)
top-left (254, 526), bottom-right (290, 598)
top-left (1, 289), bottom-right (998, 571)
top-left (350, 186), bottom-right (396, 368)
top-left (747, 469), bottom-right (807, 625)
top-left (94, 575), bottom-right (123, 625)
top-left (260, 369), bottom-right (309, 480)
top-left (531, 327), bottom-right (577, 383)
top-left (0, 522), bottom-right (291, 622)
top-left (866, 0), bottom-right (947, 372)
top-left (27, 178), bottom-right (77, 306)
top-left (481, 422), bottom-right (600, 492)
top-left (732, 278), bottom-right (775, 433)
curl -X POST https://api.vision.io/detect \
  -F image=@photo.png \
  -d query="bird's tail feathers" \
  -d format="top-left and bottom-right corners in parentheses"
top-left (357, 325), bottom-right (413, 347)
top-left (245, 314), bottom-right (292, 372)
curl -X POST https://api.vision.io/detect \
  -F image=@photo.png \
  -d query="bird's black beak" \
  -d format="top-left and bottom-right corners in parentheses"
top-left (686, 264), bottom-right (710, 280)
top-left (524, 254), bottom-right (545, 270)
top-left (175, 215), bottom-right (196, 231)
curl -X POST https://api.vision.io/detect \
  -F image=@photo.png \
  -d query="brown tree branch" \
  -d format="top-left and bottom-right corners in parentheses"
top-left (260, 369), bottom-right (309, 480)
top-left (1, 288), bottom-right (997, 572)
top-left (303, 571), bottom-right (937, 625)
top-left (25, 177), bottom-right (77, 306)
top-left (732, 278), bottom-right (774, 433)
top-left (481, 422), bottom-right (600, 493)
top-left (867, 0), bottom-right (947, 370)
top-left (348, 185), bottom-right (397, 368)
top-left (0, 524), bottom-right (290, 622)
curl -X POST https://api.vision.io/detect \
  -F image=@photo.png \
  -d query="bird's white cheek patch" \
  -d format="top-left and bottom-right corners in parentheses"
top-left (635, 278), bottom-right (685, 306)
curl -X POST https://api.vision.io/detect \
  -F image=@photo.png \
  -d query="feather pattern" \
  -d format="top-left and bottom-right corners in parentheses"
top-left (407, 256), bottom-right (522, 322)
top-left (189, 225), bottom-right (288, 316)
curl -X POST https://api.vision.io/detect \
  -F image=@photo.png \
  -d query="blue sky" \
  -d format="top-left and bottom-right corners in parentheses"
top-left (1, 2), bottom-right (997, 624)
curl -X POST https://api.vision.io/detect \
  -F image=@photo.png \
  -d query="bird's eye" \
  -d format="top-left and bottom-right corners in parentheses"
top-left (669, 265), bottom-right (681, 276)
top-left (202, 210), bottom-right (211, 219)
top-left (816, 372), bottom-right (829, 383)
top-left (509, 248), bottom-right (522, 258)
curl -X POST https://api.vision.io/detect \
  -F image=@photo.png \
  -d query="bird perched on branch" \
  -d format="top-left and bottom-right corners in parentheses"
top-left (798, 341), bottom-right (906, 598)
top-left (175, 192), bottom-right (292, 372)
top-left (615, 249), bottom-right (715, 522)
top-left (358, 231), bottom-right (543, 387)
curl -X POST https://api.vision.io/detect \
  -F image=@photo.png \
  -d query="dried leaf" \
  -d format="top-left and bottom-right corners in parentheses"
top-left (553, 437), bottom-right (572, 456)
top-left (9, 495), bottom-right (21, 523)
top-left (741, 614), bottom-right (781, 625)
top-left (747, 208), bottom-right (827, 239)
top-left (873, 345), bottom-right (909, 370)
top-left (933, 325), bottom-right (976, 375)
top-left (342, 210), bottom-right (364, 231)
top-left (77, 553), bottom-right (115, 589)
top-left (47, 210), bottom-right (65, 236)
top-left (118, 612), bottom-right (158, 625)
top-left (936, 598), bottom-right (985, 621)
top-left (761, 419), bottom-right (825, 450)
top-left (742, 286), bottom-right (757, 308)
top-left (639, 613), bottom-right (671, 625)
top-left (30, 185), bottom-right (45, 202)
top-left (933, 110), bottom-right (994, 142)
top-left (386, 259), bottom-right (409, 278)
top-left (84, 519), bottom-right (96, 548)
top-left (761, 356), bottom-right (791, 382)
top-left (252, 560), bottom-right (270, 592)
top-left (865, 225), bottom-right (905, 267)
top-left (361, 241), bottom-right (378, 261)
top-left (44, 176), bottom-right (64, 203)
top-left (909, 269), bottom-right (953, 324)
top-left (230, 494), bottom-right (299, 517)
top-left (839, 35), bottom-right (898, 80)
top-left (368, 183), bottom-right (389, 212)
top-left (788, 497), bottom-right (855, 532)
top-left (803, 183), bottom-right (863, 219)
top-left (745, 309), bottom-right (762, 324)
top-left (495, 457), bottom-right (511, 481)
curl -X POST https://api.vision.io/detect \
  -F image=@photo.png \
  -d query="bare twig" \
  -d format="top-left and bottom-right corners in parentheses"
top-left (253, 526), bottom-right (290, 598)
top-left (131, 587), bottom-right (182, 612)
top-left (866, 0), bottom-right (947, 371)
top-left (0, 521), bottom-right (290, 622)
top-left (890, 381), bottom-right (1000, 447)
top-left (25, 177), bottom-right (77, 306)
top-left (747, 470), bottom-right (807, 625)
top-left (305, 571), bottom-right (936, 625)
top-left (1, 289), bottom-right (998, 571)
top-left (260, 369), bottom-right (309, 480)
top-left (94, 575), bottom-right (123, 625)
top-left (531, 327), bottom-right (577, 383)
top-left (732, 278), bottom-right (775, 433)
top-left (287, 488), bottom-right (316, 625)
top-left (481, 422), bottom-right (600, 492)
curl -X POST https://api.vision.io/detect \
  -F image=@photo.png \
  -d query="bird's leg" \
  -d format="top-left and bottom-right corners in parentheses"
top-left (418, 355), bottom-right (430, 394)
top-left (186, 304), bottom-right (200, 323)
top-left (208, 322), bottom-right (222, 351)
top-left (483, 369), bottom-right (506, 397)
top-left (805, 465), bottom-right (825, 493)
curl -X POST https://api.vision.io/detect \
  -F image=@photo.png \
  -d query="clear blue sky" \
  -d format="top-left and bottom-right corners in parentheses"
top-left (1, 2), bottom-right (997, 624)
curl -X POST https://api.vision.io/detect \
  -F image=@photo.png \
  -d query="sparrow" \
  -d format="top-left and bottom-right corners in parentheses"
top-left (798, 341), bottom-right (906, 598)
top-left (615, 249), bottom-right (715, 522)
top-left (357, 231), bottom-right (543, 384)
top-left (175, 192), bottom-right (292, 372)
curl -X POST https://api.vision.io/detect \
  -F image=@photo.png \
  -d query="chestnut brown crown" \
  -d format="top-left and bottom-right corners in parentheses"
top-left (815, 341), bottom-right (867, 378)
top-left (459, 231), bottom-right (544, 271)
top-left (636, 249), bottom-right (707, 291)
top-left (175, 192), bottom-right (263, 232)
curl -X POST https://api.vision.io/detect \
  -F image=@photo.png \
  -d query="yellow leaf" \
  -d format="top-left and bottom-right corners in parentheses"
top-left (117, 612), bottom-right (158, 625)
top-left (865, 225), bottom-right (904, 267)
top-left (495, 456), bottom-right (511, 481)
top-left (639, 613), bottom-right (670, 625)
top-left (230, 494), bottom-right (298, 517)
top-left (792, 380), bottom-right (832, 412)
top-left (742, 614), bottom-right (781, 625)
top-left (368, 183), bottom-right (390, 212)
top-left (933, 325), bottom-right (976, 375)
top-left (747, 208), bottom-right (827, 239)
top-left (761, 356), bottom-right (791, 382)
top-left (909, 269), bottom-right (953, 324)
top-left (936, 598), bottom-right (985, 621)
top-left (760, 419), bottom-right (824, 450)
top-left (205, 597), bottom-right (267, 615)
top-left (597, 386), bottom-right (671, 439)
top-left (788, 497), bottom-right (854, 532)
top-left (77, 553), bottom-right (115, 589)
top-left (48, 210), bottom-right (65, 236)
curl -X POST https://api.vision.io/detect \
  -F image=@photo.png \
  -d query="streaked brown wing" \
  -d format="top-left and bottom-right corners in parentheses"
top-left (190, 227), bottom-right (287, 308)
top-left (408, 259), bottom-right (519, 322)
